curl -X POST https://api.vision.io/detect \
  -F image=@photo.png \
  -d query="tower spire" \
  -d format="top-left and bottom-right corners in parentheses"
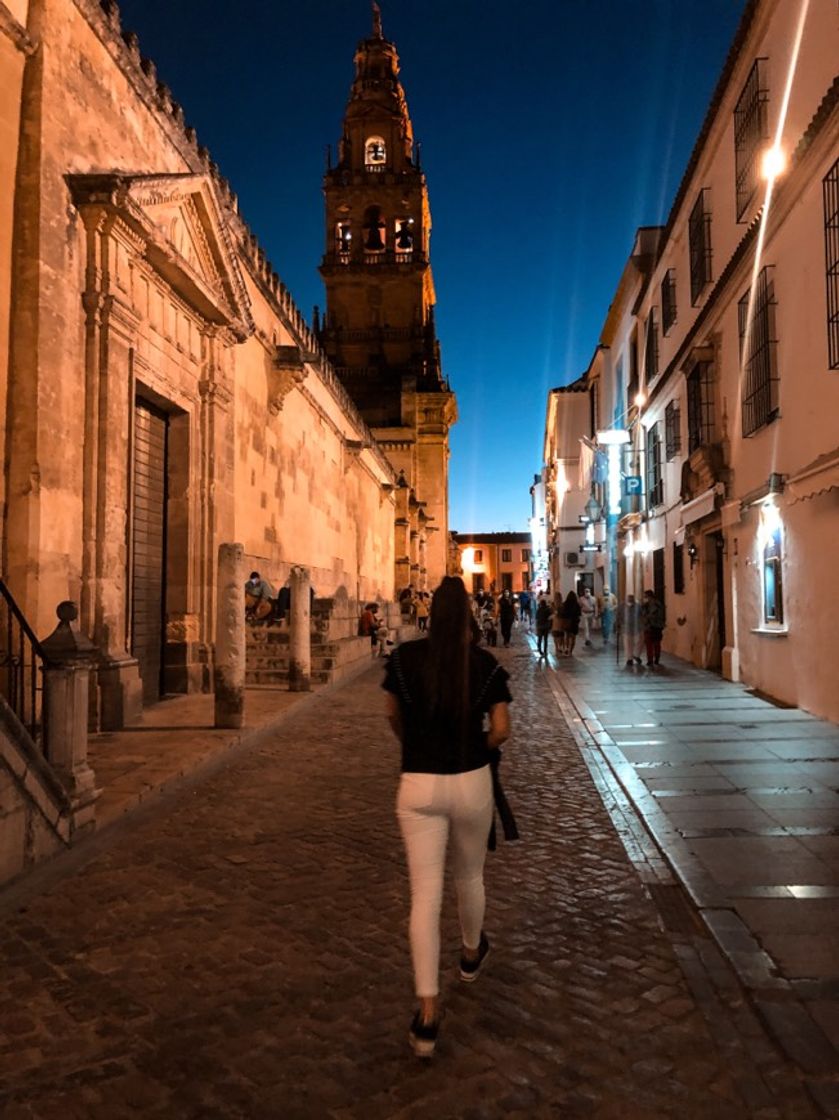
top-left (371, 1), bottom-right (383, 39)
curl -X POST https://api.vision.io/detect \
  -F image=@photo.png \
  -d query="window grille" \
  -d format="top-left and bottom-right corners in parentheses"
top-left (661, 269), bottom-right (677, 335)
top-left (734, 59), bottom-right (769, 221)
top-left (646, 422), bottom-right (663, 508)
top-left (673, 542), bottom-right (685, 594)
top-left (665, 401), bottom-right (681, 460)
top-left (645, 309), bottom-right (659, 382)
top-left (689, 190), bottom-right (713, 305)
top-left (686, 362), bottom-right (714, 453)
top-left (501, 549), bottom-right (512, 562)
top-left (824, 156), bottom-right (839, 369)
top-left (739, 266), bottom-right (779, 436)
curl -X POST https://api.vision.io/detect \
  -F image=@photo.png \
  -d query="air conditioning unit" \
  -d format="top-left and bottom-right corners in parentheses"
top-left (564, 551), bottom-right (585, 567)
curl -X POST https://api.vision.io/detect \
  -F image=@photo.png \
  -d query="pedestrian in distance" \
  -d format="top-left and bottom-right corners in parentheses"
top-left (535, 592), bottom-right (552, 658)
top-left (599, 586), bottom-right (617, 644)
top-left (498, 589), bottom-right (515, 647)
top-left (641, 589), bottom-right (665, 666)
top-left (518, 589), bottom-right (531, 630)
top-left (551, 593), bottom-right (567, 657)
top-left (619, 593), bottom-right (643, 665)
top-left (561, 590), bottom-right (582, 656)
top-left (415, 592), bottom-right (429, 632)
top-left (383, 576), bottom-right (512, 1058)
top-left (579, 587), bottom-right (596, 646)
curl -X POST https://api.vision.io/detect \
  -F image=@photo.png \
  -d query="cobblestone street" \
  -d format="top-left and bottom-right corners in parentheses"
top-left (0, 633), bottom-right (825, 1119)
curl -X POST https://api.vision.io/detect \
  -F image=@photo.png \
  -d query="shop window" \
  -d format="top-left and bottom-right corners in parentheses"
top-left (761, 506), bottom-right (784, 625)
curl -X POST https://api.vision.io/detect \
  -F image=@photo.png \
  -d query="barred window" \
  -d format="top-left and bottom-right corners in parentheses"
top-left (645, 309), bottom-right (659, 382)
top-left (689, 190), bottom-right (713, 305)
top-left (687, 361), bottom-right (714, 453)
top-left (646, 422), bottom-right (663, 508)
top-left (661, 269), bottom-right (677, 335)
top-left (734, 59), bottom-right (769, 221)
top-left (824, 156), bottom-right (839, 368)
top-left (673, 542), bottom-right (685, 595)
top-left (739, 266), bottom-right (779, 436)
top-left (665, 401), bottom-right (681, 460)
top-left (627, 330), bottom-right (639, 407)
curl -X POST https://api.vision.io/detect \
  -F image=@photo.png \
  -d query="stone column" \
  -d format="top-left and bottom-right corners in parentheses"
top-left (214, 543), bottom-right (245, 728)
top-left (40, 602), bottom-right (100, 834)
top-left (289, 566), bottom-right (311, 692)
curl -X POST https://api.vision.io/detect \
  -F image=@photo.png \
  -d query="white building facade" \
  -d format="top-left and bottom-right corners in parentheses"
top-left (541, 0), bottom-right (839, 720)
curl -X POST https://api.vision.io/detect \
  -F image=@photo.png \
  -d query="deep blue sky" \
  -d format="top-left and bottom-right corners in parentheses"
top-left (117, 0), bottom-right (744, 532)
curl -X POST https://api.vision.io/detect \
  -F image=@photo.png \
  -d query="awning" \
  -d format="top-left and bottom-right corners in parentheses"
top-left (786, 446), bottom-right (839, 503)
top-left (680, 487), bottom-right (716, 526)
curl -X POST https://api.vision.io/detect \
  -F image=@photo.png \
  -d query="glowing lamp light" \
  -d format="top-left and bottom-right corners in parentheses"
top-left (761, 145), bottom-right (787, 181)
top-left (758, 499), bottom-right (783, 549)
top-left (634, 392), bottom-right (646, 408)
top-left (596, 428), bottom-right (631, 446)
top-left (461, 546), bottom-right (476, 573)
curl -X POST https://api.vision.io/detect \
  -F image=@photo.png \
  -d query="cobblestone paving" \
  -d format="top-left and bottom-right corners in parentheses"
top-left (0, 636), bottom-right (823, 1118)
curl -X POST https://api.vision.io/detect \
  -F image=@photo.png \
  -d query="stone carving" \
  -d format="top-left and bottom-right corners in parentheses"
top-left (268, 346), bottom-right (309, 415)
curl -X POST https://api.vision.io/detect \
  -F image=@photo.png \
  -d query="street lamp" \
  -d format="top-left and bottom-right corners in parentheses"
top-left (584, 495), bottom-right (602, 522)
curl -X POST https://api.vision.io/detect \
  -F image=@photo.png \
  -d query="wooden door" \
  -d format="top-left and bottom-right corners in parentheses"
top-left (131, 401), bottom-right (168, 704)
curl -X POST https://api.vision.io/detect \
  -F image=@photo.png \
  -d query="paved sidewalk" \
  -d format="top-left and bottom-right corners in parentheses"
top-left (0, 632), bottom-right (825, 1118)
top-left (536, 630), bottom-right (839, 1106)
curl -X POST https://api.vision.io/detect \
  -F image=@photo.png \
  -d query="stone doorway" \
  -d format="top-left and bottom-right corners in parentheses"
top-left (131, 399), bottom-right (169, 704)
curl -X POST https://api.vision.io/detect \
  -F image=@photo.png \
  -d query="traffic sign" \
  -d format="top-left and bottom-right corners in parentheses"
top-left (624, 476), bottom-right (643, 496)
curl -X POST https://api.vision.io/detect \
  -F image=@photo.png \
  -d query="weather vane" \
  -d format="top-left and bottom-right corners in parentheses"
top-left (372, 1), bottom-right (383, 39)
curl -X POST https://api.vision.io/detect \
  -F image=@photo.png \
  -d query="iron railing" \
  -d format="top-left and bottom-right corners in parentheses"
top-left (0, 578), bottom-right (48, 748)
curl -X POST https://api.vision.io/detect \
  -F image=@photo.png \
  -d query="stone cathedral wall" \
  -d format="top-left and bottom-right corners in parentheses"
top-left (1, 0), bottom-right (396, 715)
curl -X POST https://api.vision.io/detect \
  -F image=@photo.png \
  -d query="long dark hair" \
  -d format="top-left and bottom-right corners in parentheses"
top-left (425, 576), bottom-right (471, 738)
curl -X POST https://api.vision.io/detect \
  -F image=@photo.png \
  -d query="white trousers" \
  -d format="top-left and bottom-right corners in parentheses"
top-left (396, 766), bottom-right (493, 997)
top-left (623, 630), bottom-right (643, 661)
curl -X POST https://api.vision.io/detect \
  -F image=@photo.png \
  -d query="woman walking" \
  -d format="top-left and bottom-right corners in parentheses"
top-left (535, 592), bottom-right (552, 658)
top-left (561, 590), bottom-right (582, 656)
top-left (383, 576), bottom-right (512, 1057)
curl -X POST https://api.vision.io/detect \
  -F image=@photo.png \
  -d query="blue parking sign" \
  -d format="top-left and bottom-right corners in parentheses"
top-left (624, 475), bottom-right (642, 496)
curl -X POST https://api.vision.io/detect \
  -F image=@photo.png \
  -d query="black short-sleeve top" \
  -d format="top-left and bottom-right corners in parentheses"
top-left (382, 639), bottom-right (512, 775)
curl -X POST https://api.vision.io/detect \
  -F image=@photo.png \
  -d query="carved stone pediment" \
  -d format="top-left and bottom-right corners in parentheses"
top-left (268, 345), bottom-right (309, 415)
top-left (68, 172), bottom-right (253, 340)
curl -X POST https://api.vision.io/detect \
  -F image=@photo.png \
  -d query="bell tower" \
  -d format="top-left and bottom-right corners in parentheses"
top-left (319, 2), bottom-right (456, 590)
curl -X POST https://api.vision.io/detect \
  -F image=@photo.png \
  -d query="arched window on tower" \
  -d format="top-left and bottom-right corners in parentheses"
top-left (365, 136), bottom-right (387, 170)
top-left (335, 221), bottom-right (352, 263)
top-left (362, 206), bottom-right (386, 258)
top-left (394, 217), bottom-right (415, 259)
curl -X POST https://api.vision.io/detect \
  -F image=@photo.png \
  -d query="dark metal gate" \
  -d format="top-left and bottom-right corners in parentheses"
top-left (131, 400), bottom-right (168, 704)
